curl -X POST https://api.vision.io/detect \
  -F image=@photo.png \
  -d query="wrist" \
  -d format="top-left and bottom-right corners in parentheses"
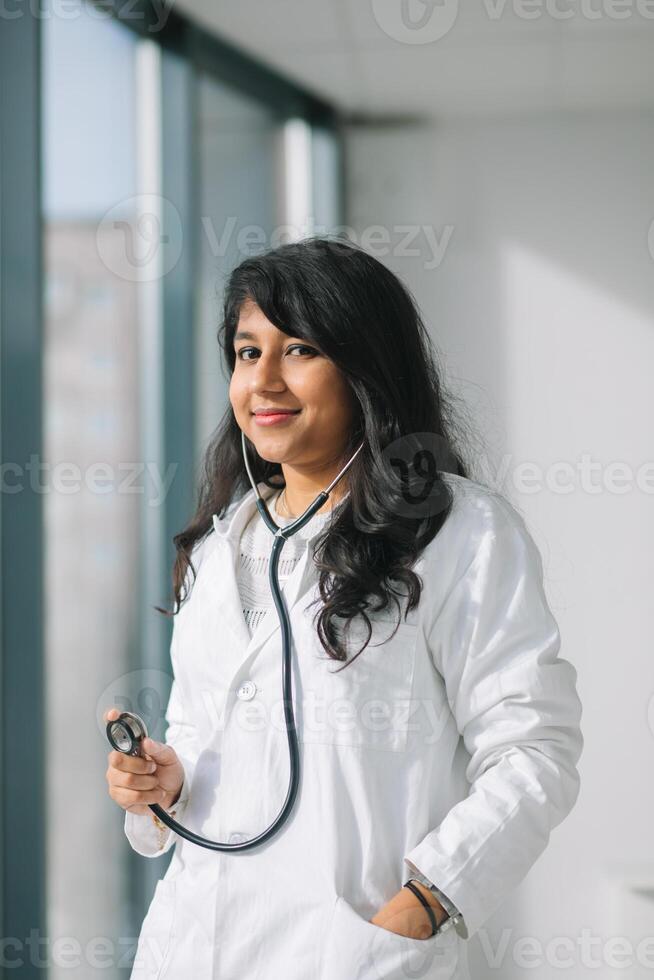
top-left (163, 778), bottom-right (184, 811)
top-left (407, 880), bottom-right (449, 927)
top-left (158, 790), bottom-right (180, 813)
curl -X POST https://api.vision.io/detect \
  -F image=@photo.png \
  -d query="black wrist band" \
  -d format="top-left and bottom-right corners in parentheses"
top-left (403, 879), bottom-right (438, 937)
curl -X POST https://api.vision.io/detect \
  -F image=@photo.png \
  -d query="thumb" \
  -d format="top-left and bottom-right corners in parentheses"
top-left (142, 737), bottom-right (176, 764)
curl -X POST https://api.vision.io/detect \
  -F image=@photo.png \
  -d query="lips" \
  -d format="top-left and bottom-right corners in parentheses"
top-left (252, 408), bottom-right (301, 427)
top-left (253, 409), bottom-right (300, 416)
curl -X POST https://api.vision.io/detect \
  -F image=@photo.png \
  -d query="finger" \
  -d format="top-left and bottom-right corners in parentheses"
top-left (141, 737), bottom-right (176, 766)
top-left (108, 750), bottom-right (157, 774)
top-left (112, 771), bottom-right (160, 793)
top-left (114, 786), bottom-right (169, 809)
top-left (103, 708), bottom-right (122, 723)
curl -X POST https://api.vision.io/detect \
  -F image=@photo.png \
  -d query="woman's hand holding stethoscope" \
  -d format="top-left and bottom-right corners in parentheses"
top-left (369, 885), bottom-right (448, 941)
top-left (104, 707), bottom-right (185, 816)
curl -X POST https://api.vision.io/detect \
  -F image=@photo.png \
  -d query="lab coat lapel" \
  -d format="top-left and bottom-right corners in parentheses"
top-left (208, 481), bottom-right (320, 674)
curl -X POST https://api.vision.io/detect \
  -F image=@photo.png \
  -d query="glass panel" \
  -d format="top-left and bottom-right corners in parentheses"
top-left (311, 124), bottom-right (344, 235)
top-left (42, 2), bottom-right (141, 976)
top-left (195, 75), bottom-right (283, 455)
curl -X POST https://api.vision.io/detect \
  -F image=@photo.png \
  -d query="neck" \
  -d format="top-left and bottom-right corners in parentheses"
top-left (276, 463), bottom-right (350, 518)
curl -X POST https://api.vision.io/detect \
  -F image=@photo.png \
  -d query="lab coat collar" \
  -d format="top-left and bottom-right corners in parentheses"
top-left (211, 481), bottom-right (278, 543)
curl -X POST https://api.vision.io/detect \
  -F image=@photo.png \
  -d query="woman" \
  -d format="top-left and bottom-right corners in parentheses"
top-left (105, 237), bottom-right (583, 980)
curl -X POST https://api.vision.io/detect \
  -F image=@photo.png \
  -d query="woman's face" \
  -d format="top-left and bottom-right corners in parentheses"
top-left (229, 300), bottom-right (356, 472)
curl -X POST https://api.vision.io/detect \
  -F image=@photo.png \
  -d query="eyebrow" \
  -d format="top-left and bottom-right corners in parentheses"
top-left (233, 331), bottom-right (309, 343)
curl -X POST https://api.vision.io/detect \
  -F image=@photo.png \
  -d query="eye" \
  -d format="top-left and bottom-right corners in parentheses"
top-left (235, 347), bottom-right (257, 361)
top-left (287, 344), bottom-right (317, 356)
top-left (235, 344), bottom-right (318, 361)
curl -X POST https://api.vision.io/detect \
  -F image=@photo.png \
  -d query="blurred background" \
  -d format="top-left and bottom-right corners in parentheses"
top-left (1, 0), bottom-right (653, 977)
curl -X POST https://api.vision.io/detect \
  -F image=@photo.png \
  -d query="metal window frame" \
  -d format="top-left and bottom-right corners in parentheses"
top-left (0, 2), bottom-right (46, 972)
top-left (95, 0), bottom-right (338, 125)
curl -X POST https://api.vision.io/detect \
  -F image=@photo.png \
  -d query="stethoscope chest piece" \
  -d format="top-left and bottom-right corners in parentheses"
top-left (106, 711), bottom-right (149, 757)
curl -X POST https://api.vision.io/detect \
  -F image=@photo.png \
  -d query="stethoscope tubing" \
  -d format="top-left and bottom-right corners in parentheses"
top-left (110, 431), bottom-right (364, 851)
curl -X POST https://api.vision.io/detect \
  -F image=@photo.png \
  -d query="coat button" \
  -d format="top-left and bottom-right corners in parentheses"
top-left (237, 680), bottom-right (257, 701)
top-left (229, 832), bottom-right (248, 844)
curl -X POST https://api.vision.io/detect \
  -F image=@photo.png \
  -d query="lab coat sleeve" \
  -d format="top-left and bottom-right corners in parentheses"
top-left (403, 494), bottom-right (584, 940)
top-left (123, 620), bottom-right (200, 858)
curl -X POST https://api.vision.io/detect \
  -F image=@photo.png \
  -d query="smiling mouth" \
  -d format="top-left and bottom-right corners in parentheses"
top-left (252, 410), bottom-right (301, 417)
top-left (252, 409), bottom-right (301, 426)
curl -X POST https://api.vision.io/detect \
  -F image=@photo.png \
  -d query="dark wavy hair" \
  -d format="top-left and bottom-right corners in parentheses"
top-left (159, 236), bottom-right (480, 668)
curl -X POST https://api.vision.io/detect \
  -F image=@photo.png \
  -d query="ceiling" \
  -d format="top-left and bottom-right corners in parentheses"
top-left (174, 0), bottom-right (654, 119)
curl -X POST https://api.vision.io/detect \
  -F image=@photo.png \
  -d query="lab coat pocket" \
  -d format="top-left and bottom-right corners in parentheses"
top-left (130, 878), bottom-right (177, 980)
top-left (304, 619), bottom-right (418, 752)
top-left (322, 896), bottom-right (459, 980)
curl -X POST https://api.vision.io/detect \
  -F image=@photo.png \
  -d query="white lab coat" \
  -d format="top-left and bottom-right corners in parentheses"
top-left (124, 472), bottom-right (583, 980)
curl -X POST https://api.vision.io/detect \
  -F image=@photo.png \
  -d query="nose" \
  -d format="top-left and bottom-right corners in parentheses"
top-left (249, 351), bottom-right (286, 392)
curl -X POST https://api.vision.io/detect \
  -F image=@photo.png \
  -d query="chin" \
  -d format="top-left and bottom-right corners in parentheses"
top-left (254, 449), bottom-right (285, 465)
top-left (247, 437), bottom-right (291, 465)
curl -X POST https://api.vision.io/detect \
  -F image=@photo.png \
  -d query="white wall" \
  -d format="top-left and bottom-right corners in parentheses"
top-left (344, 111), bottom-right (654, 980)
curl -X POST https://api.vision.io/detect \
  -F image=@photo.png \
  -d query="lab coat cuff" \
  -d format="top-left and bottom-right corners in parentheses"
top-left (123, 756), bottom-right (193, 859)
top-left (402, 859), bottom-right (466, 933)
top-left (403, 844), bottom-right (487, 941)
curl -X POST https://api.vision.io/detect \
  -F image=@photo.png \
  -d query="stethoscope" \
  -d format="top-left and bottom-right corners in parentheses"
top-left (106, 431), bottom-right (365, 851)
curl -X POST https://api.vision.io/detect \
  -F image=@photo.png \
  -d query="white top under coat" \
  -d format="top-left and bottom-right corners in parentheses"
top-left (237, 488), bottom-right (333, 636)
